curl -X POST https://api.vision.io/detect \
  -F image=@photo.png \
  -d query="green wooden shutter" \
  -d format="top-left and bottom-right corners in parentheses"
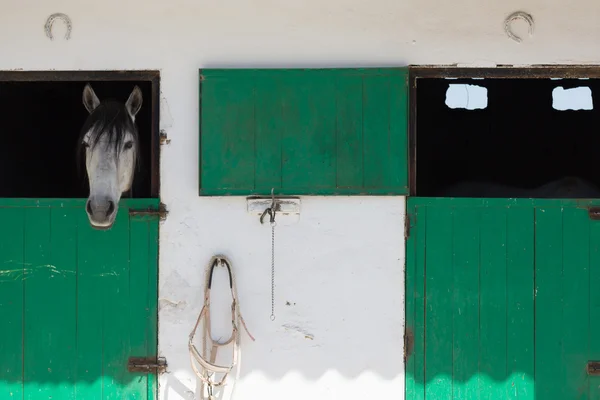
top-left (199, 68), bottom-right (409, 196)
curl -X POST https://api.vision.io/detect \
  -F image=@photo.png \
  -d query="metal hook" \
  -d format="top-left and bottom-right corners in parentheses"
top-left (260, 207), bottom-right (272, 225)
top-left (259, 188), bottom-right (278, 225)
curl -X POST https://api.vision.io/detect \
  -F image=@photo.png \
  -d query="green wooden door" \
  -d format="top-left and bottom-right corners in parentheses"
top-left (0, 198), bottom-right (159, 400)
top-left (406, 197), bottom-right (600, 399)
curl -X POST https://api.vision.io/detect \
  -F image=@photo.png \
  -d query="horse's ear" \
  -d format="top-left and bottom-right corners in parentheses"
top-left (125, 86), bottom-right (143, 118)
top-left (82, 84), bottom-right (100, 114)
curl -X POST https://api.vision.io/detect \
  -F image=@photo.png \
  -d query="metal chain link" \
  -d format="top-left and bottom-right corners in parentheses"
top-left (270, 222), bottom-right (276, 321)
top-left (260, 188), bottom-right (278, 321)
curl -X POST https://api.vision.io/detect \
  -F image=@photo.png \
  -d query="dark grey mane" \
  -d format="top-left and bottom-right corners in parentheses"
top-left (76, 100), bottom-right (140, 174)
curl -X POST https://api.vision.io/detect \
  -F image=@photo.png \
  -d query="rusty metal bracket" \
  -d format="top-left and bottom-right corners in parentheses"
top-left (127, 356), bottom-right (167, 374)
top-left (588, 361), bottom-right (600, 375)
top-left (129, 202), bottom-right (168, 221)
top-left (159, 130), bottom-right (171, 145)
top-left (588, 207), bottom-right (600, 220)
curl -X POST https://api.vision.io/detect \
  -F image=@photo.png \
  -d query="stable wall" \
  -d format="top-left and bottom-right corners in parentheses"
top-left (0, 0), bottom-right (598, 399)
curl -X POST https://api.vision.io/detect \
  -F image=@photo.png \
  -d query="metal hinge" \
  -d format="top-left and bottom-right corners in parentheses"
top-left (589, 207), bottom-right (600, 220)
top-left (588, 361), bottom-right (600, 375)
top-left (127, 356), bottom-right (167, 374)
top-left (404, 213), bottom-right (412, 239)
top-left (129, 202), bottom-right (168, 221)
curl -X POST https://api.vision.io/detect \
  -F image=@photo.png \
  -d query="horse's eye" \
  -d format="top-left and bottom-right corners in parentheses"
top-left (124, 141), bottom-right (134, 150)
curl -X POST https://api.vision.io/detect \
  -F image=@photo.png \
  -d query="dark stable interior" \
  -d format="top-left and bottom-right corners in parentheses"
top-left (416, 78), bottom-right (600, 198)
top-left (0, 80), bottom-right (153, 198)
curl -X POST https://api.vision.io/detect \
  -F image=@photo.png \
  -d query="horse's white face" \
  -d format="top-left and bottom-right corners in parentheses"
top-left (81, 84), bottom-right (142, 229)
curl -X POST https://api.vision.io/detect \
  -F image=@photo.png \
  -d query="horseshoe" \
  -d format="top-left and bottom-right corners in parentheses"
top-left (45, 13), bottom-right (72, 40)
top-left (504, 11), bottom-right (534, 43)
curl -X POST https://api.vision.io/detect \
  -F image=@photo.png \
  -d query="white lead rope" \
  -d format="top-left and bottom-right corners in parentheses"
top-left (188, 255), bottom-right (255, 399)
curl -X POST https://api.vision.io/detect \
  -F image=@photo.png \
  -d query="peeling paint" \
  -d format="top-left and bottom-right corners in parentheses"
top-left (282, 323), bottom-right (315, 340)
top-left (0, 262), bottom-right (74, 281)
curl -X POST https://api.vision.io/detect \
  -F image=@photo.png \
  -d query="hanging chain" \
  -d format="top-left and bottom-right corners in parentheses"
top-left (270, 220), bottom-right (276, 321)
top-left (260, 188), bottom-right (278, 321)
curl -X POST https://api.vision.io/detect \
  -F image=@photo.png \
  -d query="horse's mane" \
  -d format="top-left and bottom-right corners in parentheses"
top-left (76, 100), bottom-right (141, 176)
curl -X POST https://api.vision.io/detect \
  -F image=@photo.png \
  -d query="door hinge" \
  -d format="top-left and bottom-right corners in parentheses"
top-left (404, 213), bottom-right (412, 239)
top-left (589, 207), bottom-right (600, 220)
top-left (127, 356), bottom-right (167, 374)
top-left (129, 202), bottom-right (168, 221)
top-left (588, 361), bottom-right (600, 375)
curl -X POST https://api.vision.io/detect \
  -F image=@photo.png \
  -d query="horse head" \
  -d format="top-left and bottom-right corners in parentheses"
top-left (78, 83), bottom-right (142, 229)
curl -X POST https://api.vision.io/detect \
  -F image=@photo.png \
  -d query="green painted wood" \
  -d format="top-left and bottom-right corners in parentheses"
top-left (560, 208), bottom-right (589, 399)
top-left (451, 208), bottom-right (480, 399)
top-left (199, 68), bottom-right (408, 196)
top-left (405, 206), bottom-right (426, 400)
top-left (423, 205), bottom-right (453, 398)
top-left (589, 219), bottom-right (600, 400)
top-left (0, 198), bottom-right (159, 400)
top-left (535, 206), bottom-right (590, 399)
top-left (505, 207), bottom-right (534, 399)
top-left (479, 207), bottom-right (508, 398)
top-left (0, 207), bottom-right (24, 400)
top-left (405, 197), bottom-right (600, 399)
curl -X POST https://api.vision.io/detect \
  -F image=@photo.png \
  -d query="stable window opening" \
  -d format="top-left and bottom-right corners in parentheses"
top-left (0, 72), bottom-right (159, 198)
top-left (415, 76), bottom-right (600, 198)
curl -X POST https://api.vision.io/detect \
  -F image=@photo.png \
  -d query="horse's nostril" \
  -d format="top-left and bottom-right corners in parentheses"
top-left (86, 201), bottom-right (93, 215)
top-left (107, 200), bottom-right (115, 216)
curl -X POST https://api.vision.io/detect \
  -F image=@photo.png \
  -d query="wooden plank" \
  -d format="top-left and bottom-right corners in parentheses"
top-left (362, 75), bottom-right (390, 189)
top-left (254, 78), bottom-right (283, 191)
top-left (22, 207), bottom-right (53, 400)
top-left (200, 77), bottom-right (256, 193)
top-left (589, 214), bottom-right (600, 400)
top-left (388, 71), bottom-right (408, 192)
top-left (479, 207), bottom-right (508, 399)
top-left (0, 207), bottom-right (24, 400)
top-left (146, 218), bottom-right (159, 400)
top-left (424, 205), bottom-right (453, 398)
top-left (405, 204), bottom-right (426, 400)
top-left (75, 212), bottom-right (105, 400)
top-left (560, 207), bottom-right (590, 398)
top-left (451, 207), bottom-right (480, 400)
top-left (101, 211), bottom-right (132, 399)
top-left (412, 206), bottom-right (427, 400)
top-left (505, 207), bottom-right (534, 399)
top-left (335, 74), bottom-right (363, 189)
top-left (46, 207), bottom-right (78, 399)
top-left (280, 74), bottom-right (336, 191)
top-left (124, 217), bottom-right (151, 399)
top-left (534, 206), bottom-right (564, 398)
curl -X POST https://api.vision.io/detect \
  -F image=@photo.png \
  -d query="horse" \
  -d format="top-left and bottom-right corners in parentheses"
top-left (78, 83), bottom-right (142, 229)
top-left (438, 176), bottom-right (600, 199)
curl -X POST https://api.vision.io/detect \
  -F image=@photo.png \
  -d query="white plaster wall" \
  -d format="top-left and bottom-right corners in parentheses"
top-left (1, 0), bottom-right (599, 398)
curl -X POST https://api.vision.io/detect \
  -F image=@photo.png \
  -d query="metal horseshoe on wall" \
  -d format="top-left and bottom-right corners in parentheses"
top-left (45, 13), bottom-right (72, 40)
top-left (504, 11), bottom-right (534, 43)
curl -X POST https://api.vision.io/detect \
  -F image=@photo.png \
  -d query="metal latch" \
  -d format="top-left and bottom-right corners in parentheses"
top-left (127, 356), bottom-right (167, 374)
top-left (129, 202), bottom-right (168, 221)
top-left (587, 361), bottom-right (600, 375)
